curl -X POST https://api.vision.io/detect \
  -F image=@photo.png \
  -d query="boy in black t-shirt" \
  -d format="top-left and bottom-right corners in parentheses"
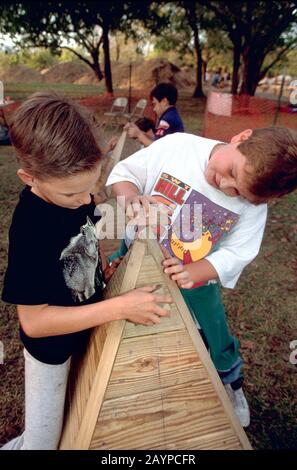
top-left (1, 92), bottom-right (172, 450)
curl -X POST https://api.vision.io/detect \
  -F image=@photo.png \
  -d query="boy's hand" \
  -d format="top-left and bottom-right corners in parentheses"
top-left (104, 257), bottom-right (123, 282)
top-left (126, 195), bottom-right (173, 221)
top-left (124, 122), bottom-right (141, 139)
top-left (107, 136), bottom-right (118, 152)
top-left (162, 257), bottom-right (194, 289)
top-left (126, 195), bottom-right (159, 218)
top-left (119, 285), bottom-right (173, 326)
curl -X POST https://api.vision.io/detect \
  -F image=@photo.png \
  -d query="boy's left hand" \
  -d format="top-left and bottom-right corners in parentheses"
top-left (162, 256), bottom-right (194, 289)
top-left (104, 257), bottom-right (123, 282)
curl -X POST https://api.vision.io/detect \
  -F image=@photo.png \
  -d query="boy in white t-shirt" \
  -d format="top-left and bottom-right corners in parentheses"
top-left (106, 127), bottom-right (297, 428)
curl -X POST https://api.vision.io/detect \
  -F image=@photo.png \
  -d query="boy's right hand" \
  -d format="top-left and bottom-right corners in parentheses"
top-left (124, 122), bottom-right (141, 139)
top-left (126, 195), bottom-right (173, 220)
top-left (118, 285), bottom-right (173, 326)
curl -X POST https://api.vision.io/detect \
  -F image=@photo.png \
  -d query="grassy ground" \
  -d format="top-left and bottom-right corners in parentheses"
top-left (0, 87), bottom-right (296, 449)
top-left (2, 82), bottom-right (204, 136)
top-left (4, 82), bottom-right (105, 101)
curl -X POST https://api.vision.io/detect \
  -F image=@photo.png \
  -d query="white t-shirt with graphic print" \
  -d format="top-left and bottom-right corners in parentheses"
top-left (106, 133), bottom-right (267, 289)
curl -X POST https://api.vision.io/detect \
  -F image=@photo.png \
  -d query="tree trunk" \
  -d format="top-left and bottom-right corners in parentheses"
top-left (91, 58), bottom-right (104, 82)
top-left (231, 40), bottom-right (241, 95)
top-left (102, 21), bottom-right (113, 94)
top-left (192, 40), bottom-right (205, 98)
top-left (115, 36), bottom-right (120, 62)
top-left (202, 59), bottom-right (206, 82)
top-left (240, 47), bottom-right (264, 96)
top-left (186, 3), bottom-right (205, 98)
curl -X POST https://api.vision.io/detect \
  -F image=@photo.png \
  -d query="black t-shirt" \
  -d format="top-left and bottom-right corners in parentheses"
top-left (2, 186), bottom-right (104, 364)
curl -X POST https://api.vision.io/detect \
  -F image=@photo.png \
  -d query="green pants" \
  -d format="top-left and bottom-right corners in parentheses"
top-left (110, 240), bottom-right (243, 383)
top-left (180, 284), bottom-right (241, 374)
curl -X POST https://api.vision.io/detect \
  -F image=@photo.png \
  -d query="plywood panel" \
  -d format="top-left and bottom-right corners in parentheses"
top-left (90, 388), bottom-right (167, 450)
top-left (147, 237), bottom-right (252, 450)
top-left (90, 381), bottom-right (242, 450)
top-left (93, 130), bottom-right (127, 194)
top-left (105, 330), bottom-right (208, 400)
top-left (60, 241), bottom-right (146, 449)
top-left (60, 237), bottom-right (252, 451)
top-left (124, 279), bottom-right (185, 338)
top-left (60, 325), bottom-right (107, 449)
top-left (104, 247), bottom-right (131, 298)
top-left (123, 303), bottom-right (184, 338)
top-left (161, 429), bottom-right (243, 450)
top-left (135, 255), bottom-right (164, 286)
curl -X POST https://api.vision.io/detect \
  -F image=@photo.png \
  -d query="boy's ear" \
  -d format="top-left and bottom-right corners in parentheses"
top-left (17, 169), bottom-right (35, 186)
top-left (161, 97), bottom-right (170, 107)
top-left (230, 129), bottom-right (253, 144)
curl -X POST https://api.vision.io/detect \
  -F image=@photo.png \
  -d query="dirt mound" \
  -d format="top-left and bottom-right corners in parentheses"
top-left (0, 64), bottom-right (43, 83)
top-left (77, 58), bottom-right (196, 90)
top-left (112, 58), bottom-right (196, 90)
top-left (42, 61), bottom-right (89, 83)
top-left (74, 70), bottom-right (99, 85)
top-left (0, 58), bottom-right (196, 90)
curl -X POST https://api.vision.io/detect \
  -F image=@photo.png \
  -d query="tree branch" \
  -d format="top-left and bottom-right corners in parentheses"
top-left (75, 30), bottom-right (95, 51)
top-left (61, 46), bottom-right (93, 67)
top-left (260, 40), bottom-right (297, 79)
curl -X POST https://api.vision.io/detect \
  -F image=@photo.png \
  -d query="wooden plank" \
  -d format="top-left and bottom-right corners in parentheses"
top-left (124, 259), bottom-right (184, 337)
top-left (59, 325), bottom-right (107, 449)
top-left (61, 233), bottom-right (252, 450)
top-left (103, 246), bottom-right (131, 298)
top-left (69, 240), bottom-right (146, 450)
top-left (93, 130), bottom-right (127, 194)
top-left (90, 381), bottom-right (243, 450)
top-left (104, 330), bottom-right (207, 400)
top-left (147, 237), bottom-right (252, 450)
top-left (135, 255), bottom-right (164, 286)
top-left (123, 304), bottom-right (184, 338)
top-left (160, 429), bottom-right (243, 450)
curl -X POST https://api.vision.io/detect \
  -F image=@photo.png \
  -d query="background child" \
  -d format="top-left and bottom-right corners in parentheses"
top-left (124, 82), bottom-right (184, 147)
top-left (1, 92), bottom-right (173, 450)
top-left (134, 117), bottom-right (155, 140)
top-left (107, 126), bottom-right (297, 428)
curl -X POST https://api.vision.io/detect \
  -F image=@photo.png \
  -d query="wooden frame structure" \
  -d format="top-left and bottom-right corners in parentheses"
top-left (93, 130), bottom-right (127, 198)
top-left (59, 234), bottom-right (252, 450)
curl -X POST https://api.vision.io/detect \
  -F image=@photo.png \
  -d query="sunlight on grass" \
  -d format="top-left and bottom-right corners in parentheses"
top-left (4, 82), bottom-right (105, 100)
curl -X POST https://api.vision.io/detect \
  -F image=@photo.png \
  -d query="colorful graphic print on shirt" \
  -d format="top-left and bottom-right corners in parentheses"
top-left (151, 172), bottom-right (240, 264)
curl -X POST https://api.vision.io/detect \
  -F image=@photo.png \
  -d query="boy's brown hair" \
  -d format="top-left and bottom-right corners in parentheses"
top-left (9, 92), bottom-right (102, 179)
top-left (239, 127), bottom-right (297, 199)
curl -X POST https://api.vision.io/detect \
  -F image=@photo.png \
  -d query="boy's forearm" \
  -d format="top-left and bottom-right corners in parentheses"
top-left (111, 181), bottom-right (139, 206)
top-left (18, 297), bottom-right (124, 338)
top-left (186, 259), bottom-right (219, 285)
top-left (137, 132), bottom-right (153, 147)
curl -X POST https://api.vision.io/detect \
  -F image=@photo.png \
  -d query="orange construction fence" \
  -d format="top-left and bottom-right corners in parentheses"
top-left (202, 91), bottom-right (297, 142)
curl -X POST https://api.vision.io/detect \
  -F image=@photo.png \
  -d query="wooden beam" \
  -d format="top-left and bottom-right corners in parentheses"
top-left (93, 130), bottom-right (127, 195)
top-left (70, 240), bottom-right (146, 449)
top-left (147, 237), bottom-right (252, 450)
